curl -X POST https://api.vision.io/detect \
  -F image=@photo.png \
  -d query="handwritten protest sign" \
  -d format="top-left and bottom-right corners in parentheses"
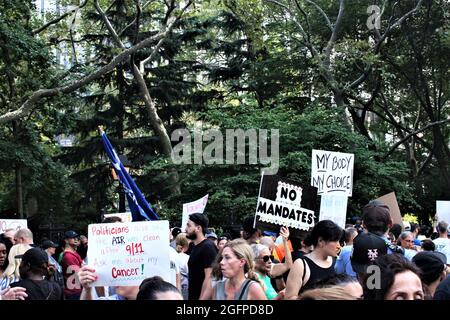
top-left (0, 219), bottom-right (27, 233)
top-left (181, 194), bottom-right (209, 230)
top-left (88, 220), bottom-right (170, 286)
top-left (103, 212), bottom-right (133, 223)
top-left (436, 201), bottom-right (450, 225)
top-left (375, 192), bottom-right (403, 228)
top-left (254, 174), bottom-right (317, 238)
top-left (311, 150), bottom-right (354, 196)
top-left (319, 194), bottom-right (348, 228)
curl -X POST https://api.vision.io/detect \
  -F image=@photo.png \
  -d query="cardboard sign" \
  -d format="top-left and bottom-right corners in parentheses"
top-left (311, 150), bottom-right (354, 196)
top-left (88, 220), bottom-right (170, 286)
top-left (0, 219), bottom-right (28, 233)
top-left (319, 194), bottom-right (348, 229)
top-left (254, 174), bottom-right (317, 238)
top-left (181, 194), bottom-right (209, 231)
top-left (375, 192), bottom-right (403, 228)
top-left (436, 201), bottom-right (450, 225)
top-left (103, 212), bottom-right (133, 223)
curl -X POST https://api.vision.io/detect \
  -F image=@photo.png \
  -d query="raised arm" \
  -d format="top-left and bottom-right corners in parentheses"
top-left (270, 226), bottom-right (293, 277)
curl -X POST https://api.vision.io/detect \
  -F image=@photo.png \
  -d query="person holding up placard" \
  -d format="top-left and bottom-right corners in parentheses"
top-left (78, 265), bottom-right (140, 300)
top-left (284, 220), bottom-right (343, 299)
top-left (252, 226), bottom-right (292, 300)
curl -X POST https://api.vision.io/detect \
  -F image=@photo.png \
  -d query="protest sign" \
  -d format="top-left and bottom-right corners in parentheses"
top-left (88, 220), bottom-right (170, 286)
top-left (0, 219), bottom-right (27, 233)
top-left (375, 192), bottom-right (403, 228)
top-left (103, 212), bottom-right (133, 223)
top-left (181, 194), bottom-right (209, 230)
top-left (319, 194), bottom-right (348, 229)
top-left (311, 150), bottom-right (354, 196)
top-left (436, 201), bottom-right (450, 225)
top-left (254, 174), bottom-right (317, 238)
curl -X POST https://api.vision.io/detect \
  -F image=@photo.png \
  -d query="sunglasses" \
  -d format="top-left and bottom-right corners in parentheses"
top-left (257, 255), bottom-right (274, 263)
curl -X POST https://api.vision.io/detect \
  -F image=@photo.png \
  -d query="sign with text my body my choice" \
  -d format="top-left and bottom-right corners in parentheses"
top-left (311, 150), bottom-right (354, 196)
top-left (88, 220), bottom-right (170, 287)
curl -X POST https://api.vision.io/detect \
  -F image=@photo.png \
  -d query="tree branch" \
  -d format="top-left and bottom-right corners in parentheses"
top-left (384, 119), bottom-right (450, 159)
top-left (374, 0), bottom-right (424, 53)
top-left (304, 0), bottom-right (332, 31)
top-left (0, 29), bottom-right (173, 124)
top-left (139, 0), bottom-right (193, 73)
top-left (32, 0), bottom-right (88, 35)
top-left (94, 0), bottom-right (125, 49)
top-left (324, 0), bottom-right (344, 57)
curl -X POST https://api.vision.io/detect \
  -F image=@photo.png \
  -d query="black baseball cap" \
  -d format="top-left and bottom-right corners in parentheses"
top-left (351, 232), bottom-right (388, 274)
top-left (41, 240), bottom-right (59, 250)
top-left (412, 251), bottom-right (447, 284)
top-left (188, 213), bottom-right (209, 234)
top-left (22, 247), bottom-right (49, 267)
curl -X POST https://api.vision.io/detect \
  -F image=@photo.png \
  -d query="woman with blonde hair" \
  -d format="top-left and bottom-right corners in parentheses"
top-left (175, 233), bottom-right (190, 299)
top-left (208, 239), bottom-right (266, 300)
top-left (0, 244), bottom-right (32, 290)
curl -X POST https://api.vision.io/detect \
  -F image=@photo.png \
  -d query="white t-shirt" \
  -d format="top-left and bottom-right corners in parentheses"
top-left (178, 252), bottom-right (189, 288)
top-left (169, 246), bottom-right (181, 287)
top-left (433, 237), bottom-right (450, 264)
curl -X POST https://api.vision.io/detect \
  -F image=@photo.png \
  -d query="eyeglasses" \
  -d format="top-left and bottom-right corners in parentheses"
top-left (257, 255), bottom-right (274, 263)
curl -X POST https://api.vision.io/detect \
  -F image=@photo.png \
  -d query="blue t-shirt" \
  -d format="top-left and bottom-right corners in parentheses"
top-left (334, 245), bottom-right (356, 278)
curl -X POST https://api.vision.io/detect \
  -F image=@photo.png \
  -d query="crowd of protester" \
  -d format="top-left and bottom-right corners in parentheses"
top-left (1, 200), bottom-right (450, 300)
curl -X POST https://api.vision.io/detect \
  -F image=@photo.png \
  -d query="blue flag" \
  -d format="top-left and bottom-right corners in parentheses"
top-left (101, 130), bottom-right (159, 221)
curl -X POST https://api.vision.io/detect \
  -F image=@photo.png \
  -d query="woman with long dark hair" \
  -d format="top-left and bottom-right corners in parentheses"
top-left (285, 220), bottom-right (343, 299)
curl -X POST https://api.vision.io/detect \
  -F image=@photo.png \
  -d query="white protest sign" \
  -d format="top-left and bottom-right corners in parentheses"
top-left (311, 150), bottom-right (354, 196)
top-left (103, 212), bottom-right (133, 223)
top-left (0, 219), bottom-right (28, 233)
top-left (181, 194), bottom-right (209, 231)
top-left (319, 194), bottom-right (348, 229)
top-left (436, 201), bottom-right (450, 225)
top-left (88, 220), bottom-right (170, 286)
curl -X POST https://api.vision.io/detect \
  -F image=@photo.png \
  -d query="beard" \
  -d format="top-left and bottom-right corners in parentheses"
top-left (186, 232), bottom-right (197, 240)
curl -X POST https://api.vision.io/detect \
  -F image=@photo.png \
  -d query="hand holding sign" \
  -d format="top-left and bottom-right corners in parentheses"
top-left (279, 226), bottom-right (290, 240)
top-left (78, 265), bottom-right (97, 289)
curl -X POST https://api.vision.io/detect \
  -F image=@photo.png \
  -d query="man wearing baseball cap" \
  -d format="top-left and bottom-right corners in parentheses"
top-left (61, 230), bottom-right (83, 300)
top-left (185, 213), bottom-right (218, 300)
top-left (337, 200), bottom-right (405, 278)
top-left (41, 240), bottom-right (64, 289)
top-left (351, 232), bottom-right (388, 276)
top-left (413, 251), bottom-right (448, 297)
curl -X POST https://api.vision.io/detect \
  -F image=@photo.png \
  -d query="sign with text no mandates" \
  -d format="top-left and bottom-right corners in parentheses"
top-left (254, 174), bottom-right (318, 238)
top-left (88, 220), bottom-right (170, 287)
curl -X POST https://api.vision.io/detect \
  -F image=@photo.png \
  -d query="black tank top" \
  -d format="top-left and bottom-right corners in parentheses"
top-left (299, 256), bottom-right (336, 293)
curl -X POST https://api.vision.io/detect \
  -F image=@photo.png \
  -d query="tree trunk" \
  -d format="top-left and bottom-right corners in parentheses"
top-left (131, 63), bottom-right (181, 195)
top-left (431, 126), bottom-right (450, 197)
top-left (12, 121), bottom-right (24, 219)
